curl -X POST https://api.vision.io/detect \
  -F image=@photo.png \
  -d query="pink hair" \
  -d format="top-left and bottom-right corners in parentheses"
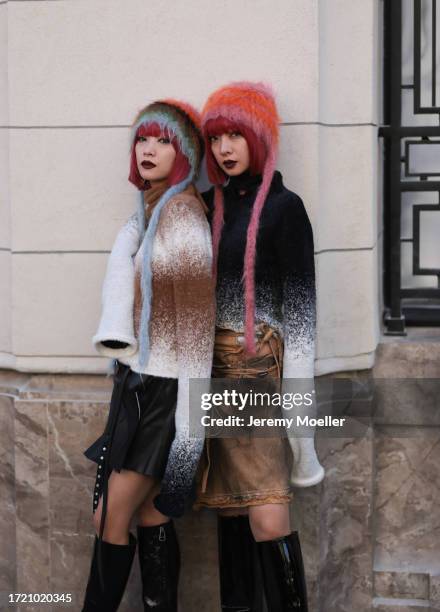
top-left (243, 147), bottom-right (277, 353)
top-left (204, 119), bottom-right (277, 354)
top-left (202, 82), bottom-right (279, 354)
top-left (211, 186), bottom-right (225, 285)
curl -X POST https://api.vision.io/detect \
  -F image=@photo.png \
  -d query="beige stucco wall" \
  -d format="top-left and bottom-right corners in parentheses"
top-left (0, 0), bottom-right (381, 374)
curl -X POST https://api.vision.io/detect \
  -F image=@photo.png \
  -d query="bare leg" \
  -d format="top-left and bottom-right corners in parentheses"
top-left (93, 469), bottom-right (157, 544)
top-left (82, 469), bottom-right (154, 609)
top-left (136, 482), bottom-right (171, 527)
top-left (248, 503), bottom-right (291, 542)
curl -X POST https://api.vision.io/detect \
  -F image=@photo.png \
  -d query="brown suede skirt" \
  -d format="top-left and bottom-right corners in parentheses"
top-left (194, 323), bottom-right (293, 509)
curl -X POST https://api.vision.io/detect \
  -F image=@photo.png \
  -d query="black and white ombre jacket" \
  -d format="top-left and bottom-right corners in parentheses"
top-left (203, 170), bottom-right (325, 487)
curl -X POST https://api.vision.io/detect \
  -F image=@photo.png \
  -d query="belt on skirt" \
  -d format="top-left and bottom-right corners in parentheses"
top-left (212, 323), bottom-right (283, 379)
top-left (83, 360), bottom-right (133, 589)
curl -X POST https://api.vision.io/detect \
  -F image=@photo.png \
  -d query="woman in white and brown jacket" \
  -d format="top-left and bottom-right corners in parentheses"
top-left (82, 100), bottom-right (215, 611)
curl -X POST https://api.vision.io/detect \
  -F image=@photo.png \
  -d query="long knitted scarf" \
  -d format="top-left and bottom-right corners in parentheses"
top-left (144, 179), bottom-right (169, 219)
top-left (135, 182), bottom-right (208, 368)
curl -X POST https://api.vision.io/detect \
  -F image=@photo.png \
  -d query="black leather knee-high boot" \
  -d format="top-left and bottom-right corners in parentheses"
top-left (137, 521), bottom-right (180, 611)
top-left (82, 532), bottom-right (137, 612)
top-left (257, 531), bottom-right (308, 611)
top-left (218, 515), bottom-right (264, 612)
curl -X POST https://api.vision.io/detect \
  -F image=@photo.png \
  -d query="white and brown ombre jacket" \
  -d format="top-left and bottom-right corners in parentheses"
top-left (93, 187), bottom-right (215, 516)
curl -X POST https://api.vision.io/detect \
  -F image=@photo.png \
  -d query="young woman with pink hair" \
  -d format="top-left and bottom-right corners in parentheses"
top-left (195, 82), bottom-right (325, 611)
top-left (82, 99), bottom-right (215, 611)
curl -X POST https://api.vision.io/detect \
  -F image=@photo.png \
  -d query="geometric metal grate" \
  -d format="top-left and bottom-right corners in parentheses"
top-left (413, 204), bottom-right (440, 273)
top-left (379, 0), bottom-right (440, 333)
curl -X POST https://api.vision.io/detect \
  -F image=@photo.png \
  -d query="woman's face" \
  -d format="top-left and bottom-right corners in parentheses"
top-left (135, 134), bottom-right (176, 184)
top-left (210, 132), bottom-right (250, 177)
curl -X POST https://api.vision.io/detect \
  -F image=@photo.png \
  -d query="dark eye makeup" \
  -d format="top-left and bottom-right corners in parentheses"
top-left (136, 135), bottom-right (172, 144)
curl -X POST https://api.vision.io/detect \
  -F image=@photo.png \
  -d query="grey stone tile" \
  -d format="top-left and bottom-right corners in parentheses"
top-left (374, 428), bottom-right (440, 574)
top-left (374, 570), bottom-right (429, 599)
top-left (14, 400), bottom-right (50, 593)
top-left (318, 434), bottom-right (374, 612)
top-left (0, 394), bottom-right (16, 594)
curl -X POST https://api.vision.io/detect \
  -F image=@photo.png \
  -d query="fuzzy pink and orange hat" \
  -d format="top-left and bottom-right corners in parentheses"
top-left (201, 81), bottom-right (280, 354)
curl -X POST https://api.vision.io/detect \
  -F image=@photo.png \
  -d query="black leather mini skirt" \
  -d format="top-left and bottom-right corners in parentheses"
top-left (84, 361), bottom-right (177, 513)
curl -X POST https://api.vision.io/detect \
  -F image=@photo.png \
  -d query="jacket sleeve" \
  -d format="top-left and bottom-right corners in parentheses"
top-left (276, 195), bottom-right (316, 379)
top-left (276, 195), bottom-right (325, 487)
top-left (154, 198), bottom-right (215, 517)
top-left (93, 214), bottom-right (140, 358)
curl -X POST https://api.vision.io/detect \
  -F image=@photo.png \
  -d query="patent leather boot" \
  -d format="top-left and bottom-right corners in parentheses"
top-left (257, 531), bottom-right (308, 611)
top-left (82, 532), bottom-right (137, 611)
top-left (137, 521), bottom-right (180, 611)
top-left (218, 515), bottom-right (264, 611)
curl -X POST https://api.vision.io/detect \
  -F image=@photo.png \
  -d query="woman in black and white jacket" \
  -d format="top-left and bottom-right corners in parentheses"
top-left (194, 81), bottom-right (325, 611)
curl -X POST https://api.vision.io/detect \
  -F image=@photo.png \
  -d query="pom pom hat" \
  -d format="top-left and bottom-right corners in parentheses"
top-left (201, 82), bottom-right (280, 354)
top-left (130, 99), bottom-right (204, 367)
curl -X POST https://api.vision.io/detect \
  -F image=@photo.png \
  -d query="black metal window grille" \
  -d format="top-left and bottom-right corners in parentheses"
top-left (380, 0), bottom-right (440, 333)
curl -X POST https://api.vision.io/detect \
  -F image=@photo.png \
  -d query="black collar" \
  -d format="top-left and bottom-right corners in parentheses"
top-left (224, 170), bottom-right (284, 198)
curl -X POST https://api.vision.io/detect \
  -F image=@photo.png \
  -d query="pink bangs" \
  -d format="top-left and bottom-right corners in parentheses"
top-left (204, 117), bottom-right (267, 185)
top-left (205, 116), bottom-right (243, 138)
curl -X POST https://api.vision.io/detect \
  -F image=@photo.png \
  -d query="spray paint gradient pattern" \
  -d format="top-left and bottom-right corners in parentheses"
top-left (204, 170), bottom-right (316, 381)
top-left (94, 192), bottom-right (215, 517)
